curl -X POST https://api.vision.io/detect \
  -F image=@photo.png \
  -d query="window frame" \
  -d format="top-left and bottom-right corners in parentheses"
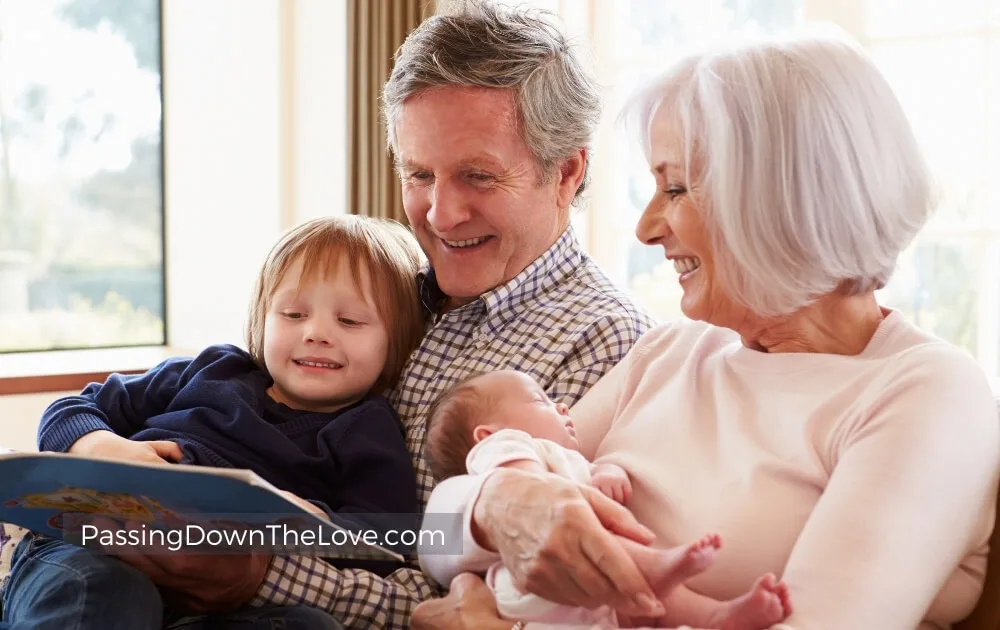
top-left (562, 0), bottom-right (1000, 390)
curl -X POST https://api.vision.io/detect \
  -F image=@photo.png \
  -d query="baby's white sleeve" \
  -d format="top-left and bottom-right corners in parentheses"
top-left (465, 428), bottom-right (547, 475)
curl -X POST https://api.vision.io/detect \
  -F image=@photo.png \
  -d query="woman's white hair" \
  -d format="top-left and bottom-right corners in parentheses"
top-left (623, 27), bottom-right (937, 316)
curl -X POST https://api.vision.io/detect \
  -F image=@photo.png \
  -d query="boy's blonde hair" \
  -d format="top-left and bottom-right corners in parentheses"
top-left (246, 215), bottom-right (425, 394)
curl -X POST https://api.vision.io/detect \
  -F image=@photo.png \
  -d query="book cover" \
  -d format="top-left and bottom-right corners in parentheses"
top-left (0, 449), bottom-right (404, 562)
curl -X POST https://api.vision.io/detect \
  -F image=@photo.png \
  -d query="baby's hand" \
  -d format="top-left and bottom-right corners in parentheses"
top-left (591, 463), bottom-right (632, 505)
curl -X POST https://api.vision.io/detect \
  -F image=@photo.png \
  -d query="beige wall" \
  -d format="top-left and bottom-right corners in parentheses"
top-left (163, 0), bottom-right (348, 352)
top-left (0, 392), bottom-right (73, 452)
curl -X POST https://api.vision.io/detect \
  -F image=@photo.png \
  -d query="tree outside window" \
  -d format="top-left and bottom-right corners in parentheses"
top-left (0, 0), bottom-right (163, 353)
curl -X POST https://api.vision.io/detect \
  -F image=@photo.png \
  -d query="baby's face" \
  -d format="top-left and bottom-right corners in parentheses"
top-left (475, 371), bottom-right (578, 449)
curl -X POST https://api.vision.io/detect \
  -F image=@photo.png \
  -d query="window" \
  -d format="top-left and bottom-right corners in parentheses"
top-left (500, 0), bottom-right (1000, 388)
top-left (0, 0), bottom-right (164, 353)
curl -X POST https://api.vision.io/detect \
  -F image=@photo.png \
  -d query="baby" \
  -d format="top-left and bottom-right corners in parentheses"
top-left (426, 369), bottom-right (793, 630)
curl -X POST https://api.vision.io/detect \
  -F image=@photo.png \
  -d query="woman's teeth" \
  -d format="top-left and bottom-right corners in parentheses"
top-left (444, 236), bottom-right (488, 248)
top-left (673, 257), bottom-right (701, 274)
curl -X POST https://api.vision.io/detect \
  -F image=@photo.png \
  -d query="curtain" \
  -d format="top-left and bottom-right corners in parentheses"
top-left (347, 0), bottom-right (436, 223)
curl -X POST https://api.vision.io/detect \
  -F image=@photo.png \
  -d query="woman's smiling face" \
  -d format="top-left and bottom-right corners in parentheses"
top-left (634, 110), bottom-right (744, 328)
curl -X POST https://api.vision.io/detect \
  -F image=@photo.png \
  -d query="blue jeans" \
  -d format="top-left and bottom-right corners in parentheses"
top-left (0, 534), bottom-right (343, 630)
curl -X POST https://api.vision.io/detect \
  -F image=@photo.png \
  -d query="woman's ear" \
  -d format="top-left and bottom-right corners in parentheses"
top-left (472, 424), bottom-right (495, 443)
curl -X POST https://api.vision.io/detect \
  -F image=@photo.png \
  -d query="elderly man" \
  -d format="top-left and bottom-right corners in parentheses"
top-left (245, 5), bottom-right (650, 626)
top-left (1, 3), bottom-right (652, 629)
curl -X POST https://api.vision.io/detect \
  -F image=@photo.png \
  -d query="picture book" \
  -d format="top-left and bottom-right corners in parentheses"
top-left (0, 448), bottom-right (405, 562)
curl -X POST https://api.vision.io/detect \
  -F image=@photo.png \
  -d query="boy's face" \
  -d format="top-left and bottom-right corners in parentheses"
top-left (474, 371), bottom-right (579, 450)
top-left (263, 256), bottom-right (389, 413)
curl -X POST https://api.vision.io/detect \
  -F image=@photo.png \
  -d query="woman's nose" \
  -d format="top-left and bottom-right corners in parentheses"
top-left (636, 201), bottom-right (670, 246)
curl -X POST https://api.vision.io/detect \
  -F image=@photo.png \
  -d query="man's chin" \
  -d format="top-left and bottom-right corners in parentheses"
top-left (435, 276), bottom-right (497, 308)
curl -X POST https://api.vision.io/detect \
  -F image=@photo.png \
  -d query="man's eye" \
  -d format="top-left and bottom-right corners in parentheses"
top-left (468, 172), bottom-right (493, 182)
top-left (410, 171), bottom-right (432, 181)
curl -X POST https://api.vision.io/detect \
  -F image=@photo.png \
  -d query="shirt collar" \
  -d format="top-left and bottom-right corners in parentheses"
top-left (417, 226), bottom-right (585, 332)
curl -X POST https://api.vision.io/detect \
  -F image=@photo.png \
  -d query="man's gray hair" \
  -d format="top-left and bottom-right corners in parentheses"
top-left (623, 29), bottom-right (937, 316)
top-left (382, 0), bottom-right (600, 203)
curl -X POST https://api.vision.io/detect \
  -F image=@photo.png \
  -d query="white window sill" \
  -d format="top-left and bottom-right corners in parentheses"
top-left (0, 346), bottom-right (192, 396)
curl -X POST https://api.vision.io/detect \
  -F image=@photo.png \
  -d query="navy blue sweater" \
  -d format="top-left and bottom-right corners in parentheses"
top-left (37, 345), bottom-right (419, 529)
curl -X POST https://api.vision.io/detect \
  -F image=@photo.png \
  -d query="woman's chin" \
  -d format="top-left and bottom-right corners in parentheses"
top-left (679, 295), bottom-right (704, 322)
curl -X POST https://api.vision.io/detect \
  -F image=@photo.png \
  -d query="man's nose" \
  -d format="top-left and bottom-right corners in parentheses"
top-left (427, 181), bottom-right (471, 233)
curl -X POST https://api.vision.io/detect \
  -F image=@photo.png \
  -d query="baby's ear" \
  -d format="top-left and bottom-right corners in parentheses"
top-left (472, 424), bottom-right (495, 443)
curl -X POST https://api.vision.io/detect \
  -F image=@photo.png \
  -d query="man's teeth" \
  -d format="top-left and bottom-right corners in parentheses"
top-left (444, 236), bottom-right (488, 248)
top-left (673, 257), bottom-right (701, 274)
top-left (296, 360), bottom-right (340, 369)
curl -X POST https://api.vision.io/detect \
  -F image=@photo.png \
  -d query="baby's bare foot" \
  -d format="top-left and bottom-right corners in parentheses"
top-left (620, 533), bottom-right (721, 599)
top-left (714, 573), bottom-right (793, 630)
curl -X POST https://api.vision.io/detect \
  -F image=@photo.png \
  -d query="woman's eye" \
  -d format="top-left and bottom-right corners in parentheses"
top-left (664, 186), bottom-right (686, 199)
top-left (283, 312), bottom-right (305, 320)
top-left (339, 317), bottom-right (364, 326)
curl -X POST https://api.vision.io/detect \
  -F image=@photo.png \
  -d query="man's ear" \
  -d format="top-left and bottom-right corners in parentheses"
top-left (555, 148), bottom-right (587, 209)
top-left (472, 424), bottom-right (495, 443)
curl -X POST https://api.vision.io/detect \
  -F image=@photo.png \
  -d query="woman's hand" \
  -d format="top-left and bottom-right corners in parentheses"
top-left (69, 430), bottom-right (183, 465)
top-left (471, 468), bottom-right (665, 618)
top-left (411, 573), bottom-right (512, 630)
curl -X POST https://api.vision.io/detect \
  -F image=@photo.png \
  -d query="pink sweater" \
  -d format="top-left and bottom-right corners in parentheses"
top-left (420, 310), bottom-right (1000, 629)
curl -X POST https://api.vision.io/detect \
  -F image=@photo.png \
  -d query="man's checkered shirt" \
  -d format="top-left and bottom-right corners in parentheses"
top-left (251, 227), bottom-right (654, 628)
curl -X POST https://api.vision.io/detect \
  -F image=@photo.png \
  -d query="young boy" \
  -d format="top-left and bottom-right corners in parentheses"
top-left (1, 216), bottom-right (426, 629)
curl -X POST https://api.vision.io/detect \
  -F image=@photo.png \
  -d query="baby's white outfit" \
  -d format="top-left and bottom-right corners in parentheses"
top-left (466, 428), bottom-right (619, 628)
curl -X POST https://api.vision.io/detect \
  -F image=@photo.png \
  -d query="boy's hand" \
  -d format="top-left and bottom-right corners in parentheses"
top-left (591, 462), bottom-right (632, 505)
top-left (277, 490), bottom-right (329, 520)
top-left (69, 430), bottom-right (183, 465)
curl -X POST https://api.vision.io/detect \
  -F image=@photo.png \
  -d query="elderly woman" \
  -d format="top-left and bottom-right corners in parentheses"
top-left (413, 30), bottom-right (1000, 630)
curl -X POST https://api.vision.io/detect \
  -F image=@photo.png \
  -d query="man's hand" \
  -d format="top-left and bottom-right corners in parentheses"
top-left (590, 462), bottom-right (632, 505)
top-left (69, 430), bottom-right (182, 465)
top-left (411, 573), bottom-right (511, 630)
top-left (410, 573), bottom-right (682, 630)
top-left (471, 467), bottom-right (665, 619)
top-left (94, 517), bottom-right (270, 614)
